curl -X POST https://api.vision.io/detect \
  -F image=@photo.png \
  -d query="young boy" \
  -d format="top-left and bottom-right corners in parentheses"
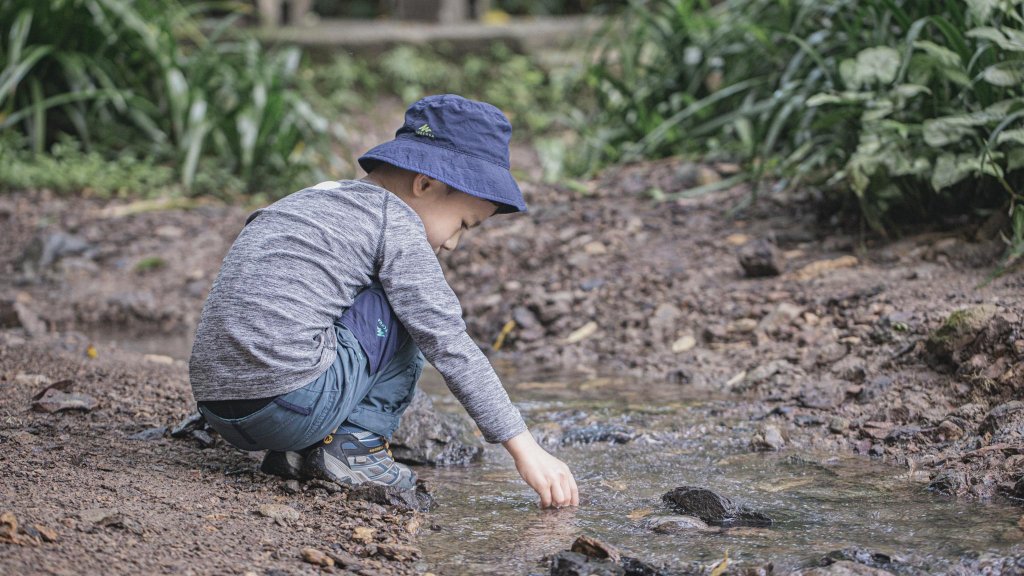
top-left (189, 94), bottom-right (578, 508)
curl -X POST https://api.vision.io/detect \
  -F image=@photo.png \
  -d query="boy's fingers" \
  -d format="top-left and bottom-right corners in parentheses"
top-left (550, 481), bottom-right (567, 507)
top-left (539, 484), bottom-right (553, 508)
top-left (569, 475), bottom-right (580, 506)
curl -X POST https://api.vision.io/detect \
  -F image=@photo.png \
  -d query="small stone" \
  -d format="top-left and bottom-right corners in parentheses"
top-left (191, 429), bottom-right (214, 449)
top-left (258, 504), bottom-right (299, 525)
top-left (738, 239), bottom-right (783, 278)
top-left (352, 526), bottom-right (375, 544)
top-left (300, 547), bottom-right (334, 567)
top-left (282, 480), bottom-right (301, 495)
top-left (565, 321), bottom-right (598, 344)
top-left (583, 241), bottom-right (607, 255)
top-left (750, 424), bottom-right (786, 451)
top-left (142, 354), bottom-right (174, 365)
top-left (662, 486), bottom-right (772, 527)
top-left (549, 551), bottom-right (624, 576)
top-left (641, 515), bottom-right (709, 533)
top-left (671, 334), bottom-right (697, 353)
top-left (129, 427), bottom-right (167, 441)
top-left (170, 412), bottom-right (205, 437)
top-left (828, 417), bottom-right (849, 434)
top-left (15, 373), bottom-right (51, 387)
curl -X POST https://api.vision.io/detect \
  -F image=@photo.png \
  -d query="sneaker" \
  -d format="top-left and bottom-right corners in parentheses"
top-left (302, 430), bottom-right (416, 490)
top-left (260, 450), bottom-right (307, 479)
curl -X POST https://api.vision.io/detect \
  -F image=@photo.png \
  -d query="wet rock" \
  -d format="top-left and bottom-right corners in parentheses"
top-left (0, 298), bottom-right (46, 337)
top-left (619, 556), bottom-right (673, 576)
top-left (799, 379), bottom-right (846, 410)
top-left (1011, 477), bottom-right (1024, 499)
top-left (348, 482), bottom-right (435, 512)
top-left (640, 515), bottom-right (709, 534)
top-left (924, 305), bottom-right (999, 365)
top-left (170, 411), bottom-right (206, 437)
top-left (549, 551), bottom-right (624, 576)
top-left (934, 420), bottom-right (964, 441)
top-left (391, 389), bottom-right (482, 467)
top-left (282, 480), bottom-right (301, 495)
top-left (790, 560), bottom-right (895, 575)
top-left (258, 504), bottom-right (299, 525)
top-left (561, 424), bottom-right (637, 445)
top-left (31, 380), bottom-right (98, 413)
top-left (661, 486), bottom-right (773, 527)
top-left (128, 427), bottom-right (167, 441)
top-left (738, 239), bottom-right (783, 278)
top-left (18, 232), bottom-right (95, 275)
top-left (856, 376), bottom-right (893, 403)
top-left (928, 468), bottom-right (968, 496)
top-left (570, 535), bottom-right (620, 564)
top-left (78, 508), bottom-right (142, 534)
top-left (190, 429), bottom-right (215, 449)
top-left (300, 547), bottom-right (334, 567)
top-left (980, 401), bottom-right (1024, 445)
top-left (750, 424), bottom-right (786, 451)
top-left (884, 426), bottom-right (923, 444)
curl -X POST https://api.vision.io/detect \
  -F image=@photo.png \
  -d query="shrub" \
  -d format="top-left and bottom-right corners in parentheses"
top-left (578, 0), bottom-right (1024, 249)
top-left (0, 0), bottom-right (332, 195)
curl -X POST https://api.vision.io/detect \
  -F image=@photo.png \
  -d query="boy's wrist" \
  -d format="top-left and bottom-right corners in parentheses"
top-left (502, 428), bottom-right (538, 461)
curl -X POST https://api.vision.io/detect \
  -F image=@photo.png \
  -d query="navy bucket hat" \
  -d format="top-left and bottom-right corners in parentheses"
top-left (358, 94), bottom-right (527, 213)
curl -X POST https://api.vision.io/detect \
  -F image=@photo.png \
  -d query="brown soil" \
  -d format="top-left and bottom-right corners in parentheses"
top-left (1, 156), bottom-right (1022, 574)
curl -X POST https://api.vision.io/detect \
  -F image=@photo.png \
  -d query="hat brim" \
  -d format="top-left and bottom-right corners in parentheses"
top-left (358, 138), bottom-right (527, 214)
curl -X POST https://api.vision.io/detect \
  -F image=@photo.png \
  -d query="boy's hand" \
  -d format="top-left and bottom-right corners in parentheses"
top-left (503, 430), bottom-right (579, 508)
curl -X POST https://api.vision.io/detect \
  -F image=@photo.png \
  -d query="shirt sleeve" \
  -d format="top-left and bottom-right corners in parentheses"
top-left (376, 197), bottom-right (528, 444)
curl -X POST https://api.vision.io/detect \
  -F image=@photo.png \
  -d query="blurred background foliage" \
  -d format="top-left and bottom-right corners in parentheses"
top-left (1, 0), bottom-right (1022, 262)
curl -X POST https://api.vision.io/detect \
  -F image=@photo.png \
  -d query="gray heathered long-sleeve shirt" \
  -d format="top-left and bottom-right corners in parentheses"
top-left (188, 180), bottom-right (527, 444)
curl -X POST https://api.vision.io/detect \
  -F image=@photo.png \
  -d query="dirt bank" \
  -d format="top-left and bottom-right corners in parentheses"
top-left (1, 156), bottom-right (1022, 573)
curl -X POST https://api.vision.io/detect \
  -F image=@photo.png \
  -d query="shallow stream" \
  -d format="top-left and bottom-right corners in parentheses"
top-left (416, 370), bottom-right (1024, 575)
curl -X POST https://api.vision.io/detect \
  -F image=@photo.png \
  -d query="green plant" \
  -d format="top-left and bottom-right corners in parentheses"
top-left (578, 0), bottom-right (1024, 242)
top-left (0, 0), bottom-right (333, 195)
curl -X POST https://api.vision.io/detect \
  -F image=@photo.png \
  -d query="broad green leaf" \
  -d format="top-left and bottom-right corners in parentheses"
top-left (966, 0), bottom-right (999, 23)
top-left (982, 62), bottom-right (1024, 86)
top-left (996, 128), bottom-right (1024, 145)
top-left (968, 26), bottom-right (1024, 52)
top-left (932, 153), bottom-right (973, 190)
top-left (856, 47), bottom-right (902, 86)
top-left (893, 84), bottom-right (931, 99)
top-left (913, 40), bottom-right (962, 68)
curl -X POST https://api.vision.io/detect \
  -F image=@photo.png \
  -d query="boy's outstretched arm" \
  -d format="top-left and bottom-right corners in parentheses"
top-left (504, 430), bottom-right (580, 508)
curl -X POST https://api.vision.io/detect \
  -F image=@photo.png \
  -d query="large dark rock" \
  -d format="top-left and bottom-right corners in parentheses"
top-left (347, 481), bottom-right (435, 512)
top-left (550, 551), bottom-right (624, 576)
top-left (661, 486), bottom-right (773, 527)
top-left (391, 388), bottom-right (483, 466)
top-left (979, 401), bottom-right (1024, 445)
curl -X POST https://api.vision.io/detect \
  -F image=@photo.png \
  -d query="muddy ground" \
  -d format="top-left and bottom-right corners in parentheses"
top-left (1, 154), bottom-right (1022, 575)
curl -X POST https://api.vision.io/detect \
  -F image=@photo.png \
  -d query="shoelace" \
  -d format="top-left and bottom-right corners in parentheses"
top-left (384, 439), bottom-right (393, 459)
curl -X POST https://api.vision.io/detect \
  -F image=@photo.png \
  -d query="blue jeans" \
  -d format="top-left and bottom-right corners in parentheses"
top-left (199, 322), bottom-right (425, 452)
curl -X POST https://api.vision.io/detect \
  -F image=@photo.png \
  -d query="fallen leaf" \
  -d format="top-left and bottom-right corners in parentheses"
top-left (492, 319), bottom-right (516, 351)
top-left (32, 386), bottom-right (98, 413)
top-left (86, 345), bottom-right (98, 359)
top-left (793, 255), bottom-right (859, 280)
top-left (627, 508), bottom-right (653, 520)
top-left (32, 524), bottom-right (58, 543)
top-left (565, 321), bottom-right (598, 344)
top-left (709, 550), bottom-right (729, 576)
top-left (725, 371), bottom-right (747, 389)
top-left (725, 233), bottom-right (750, 246)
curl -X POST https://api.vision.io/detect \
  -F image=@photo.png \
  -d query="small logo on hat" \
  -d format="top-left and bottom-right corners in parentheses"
top-left (415, 124), bottom-right (435, 139)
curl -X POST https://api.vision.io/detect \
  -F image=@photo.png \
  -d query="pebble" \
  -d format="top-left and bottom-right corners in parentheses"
top-left (282, 480), bottom-right (301, 495)
top-left (750, 424), bottom-right (786, 451)
top-left (671, 334), bottom-right (697, 353)
top-left (828, 417), bottom-right (849, 434)
top-left (300, 547), bottom-right (334, 567)
top-left (258, 504), bottom-right (299, 525)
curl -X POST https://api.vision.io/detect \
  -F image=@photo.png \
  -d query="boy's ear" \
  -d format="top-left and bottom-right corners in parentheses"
top-left (411, 173), bottom-right (445, 198)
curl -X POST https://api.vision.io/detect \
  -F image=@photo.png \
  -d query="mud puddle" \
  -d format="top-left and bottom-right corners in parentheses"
top-left (416, 373), bottom-right (1024, 575)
